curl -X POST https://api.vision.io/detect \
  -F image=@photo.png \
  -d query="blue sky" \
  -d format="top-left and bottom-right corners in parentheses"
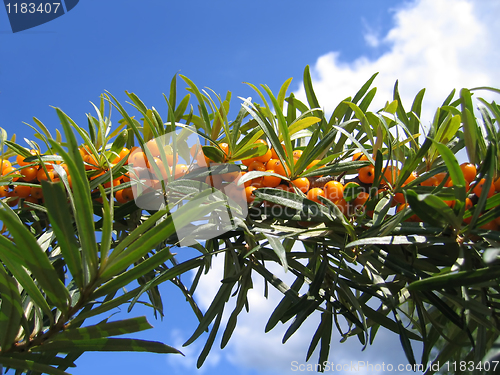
top-left (1, 0), bottom-right (500, 374)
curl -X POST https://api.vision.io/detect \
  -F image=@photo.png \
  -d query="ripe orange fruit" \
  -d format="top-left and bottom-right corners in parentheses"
top-left (421, 175), bottom-right (439, 187)
top-left (394, 192), bottom-right (405, 204)
top-left (459, 163), bottom-right (477, 183)
top-left (146, 139), bottom-right (162, 157)
top-left (13, 185), bottom-right (31, 198)
top-left (292, 150), bottom-right (303, 161)
top-left (121, 187), bottom-right (134, 202)
top-left (0, 186), bottom-right (9, 197)
top-left (112, 147), bottom-right (130, 164)
top-left (358, 165), bottom-right (375, 184)
top-left (255, 148), bottom-right (272, 163)
top-left (382, 166), bottom-right (399, 186)
top-left (479, 220), bottom-right (499, 231)
top-left (20, 166), bottom-right (38, 182)
top-left (403, 171), bottom-right (418, 186)
top-left (352, 152), bottom-right (368, 162)
top-left (306, 159), bottom-right (322, 170)
top-left (219, 143), bottom-right (230, 161)
top-left (334, 198), bottom-right (348, 215)
top-left (245, 185), bottom-right (257, 203)
top-left (262, 170), bottom-right (282, 188)
top-left (16, 154), bottom-right (32, 167)
top-left (353, 191), bottom-right (369, 208)
top-left (241, 157), bottom-right (255, 167)
top-left (248, 160), bottom-right (266, 172)
top-left (307, 187), bottom-right (325, 204)
top-left (115, 189), bottom-right (128, 204)
top-left (290, 177), bottom-right (310, 193)
top-left (173, 164), bottom-right (188, 179)
top-left (37, 168), bottom-right (54, 182)
top-left (206, 173), bottom-right (223, 188)
top-left (494, 177), bottom-right (500, 192)
top-left (129, 150), bottom-right (149, 168)
top-left (473, 178), bottom-right (495, 198)
top-left (324, 181), bottom-right (344, 202)
top-left (0, 160), bottom-right (12, 173)
top-left (30, 187), bottom-right (43, 199)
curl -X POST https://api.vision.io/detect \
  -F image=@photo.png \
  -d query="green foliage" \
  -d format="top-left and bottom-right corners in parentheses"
top-left (0, 67), bottom-right (500, 374)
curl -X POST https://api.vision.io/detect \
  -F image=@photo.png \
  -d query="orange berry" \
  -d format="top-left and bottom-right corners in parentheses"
top-left (262, 170), bottom-right (282, 188)
top-left (334, 198), bottom-right (348, 215)
top-left (382, 166), bottom-right (399, 186)
top-left (146, 139), bottom-right (163, 157)
top-left (245, 185), bottom-right (257, 203)
top-left (13, 185), bottom-right (31, 198)
top-left (16, 154), bottom-right (31, 167)
top-left (129, 150), bottom-right (149, 168)
top-left (174, 164), bottom-right (188, 179)
top-left (83, 154), bottom-right (99, 170)
top-left (421, 175), bottom-right (439, 187)
top-left (473, 178), bottom-right (495, 198)
top-left (219, 143), bottom-right (229, 160)
top-left (494, 177), bottom-right (500, 192)
top-left (205, 173), bottom-right (223, 189)
top-left (290, 177), bottom-right (310, 193)
top-left (21, 166), bottom-right (38, 182)
top-left (460, 163), bottom-right (477, 184)
top-left (403, 171), bottom-right (418, 186)
top-left (222, 169), bottom-right (240, 182)
top-left (324, 181), bottom-right (344, 202)
top-left (434, 172), bottom-right (449, 185)
top-left (306, 159), bottom-right (322, 170)
top-left (292, 150), bottom-right (303, 160)
top-left (112, 147), bottom-right (130, 164)
top-left (307, 187), bottom-right (325, 204)
top-left (115, 189), bottom-right (128, 204)
top-left (36, 168), bottom-right (54, 182)
top-left (358, 165), bottom-right (375, 184)
top-left (352, 152), bottom-right (368, 162)
top-left (241, 157), bottom-right (255, 167)
top-left (479, 220), bottom-right (499, 231)
top-left (0, 185), bottom-right (9, 197)
top-left (248, 160), bottom-right (266, 172)
top-left (121, 187), bottom-right (134, 202)
top-left (393, 192), bottom-right (405, 204)
top-left (30, 187), bottom-right (43, 199)
top-left (255, 149), bottom-right (272, 163)
top-left (0, 160), bottom-right (12, 173)
top-left (1, 166), bottom-right (19, 182)
top-left (353, 191), bottom-right (370, 208)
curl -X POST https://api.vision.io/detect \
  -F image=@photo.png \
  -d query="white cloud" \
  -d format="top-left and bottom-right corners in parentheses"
top-left (294, 0), bottom-right (500, 126)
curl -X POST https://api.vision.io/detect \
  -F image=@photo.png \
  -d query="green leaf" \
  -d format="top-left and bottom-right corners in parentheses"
top-left (408, 266), bottom-right (500, 291)
top-left (55, 317), bottom-right (153, 341)
top-left (33, 338), bottom-right (182, 355)
top-left (0, 264), bottom-right (23, 350)
top-left (0, 356), bottom-right (71, 375)
top-left (52, 109), bottom-right (99, 281)
top-left (263, 233), bottom-right (288, 272)
top-left (0, 202), bottom-right (70, 313)
top-left (41, 180), bottom-right (84, 290)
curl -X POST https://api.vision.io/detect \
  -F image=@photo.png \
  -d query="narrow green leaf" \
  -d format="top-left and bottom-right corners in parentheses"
top-left (263, 233), bottom-right (288, 271)
top-left (55, 317), bottom-right (153, 341)
top-left (0, 265), bottom-right (23, 350)
top-left (0, 356), bottom-right (71, 375)
top-left (408, 266), bottom-right (500, 291)
top-left (33, 338), bottom-right (182, 354)
top-left (41, 180), bottom-right (84, 290)
top-left (0, 202), bottom-right (70, 313)
top-left (52, 109), bottom-right (99, 281)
